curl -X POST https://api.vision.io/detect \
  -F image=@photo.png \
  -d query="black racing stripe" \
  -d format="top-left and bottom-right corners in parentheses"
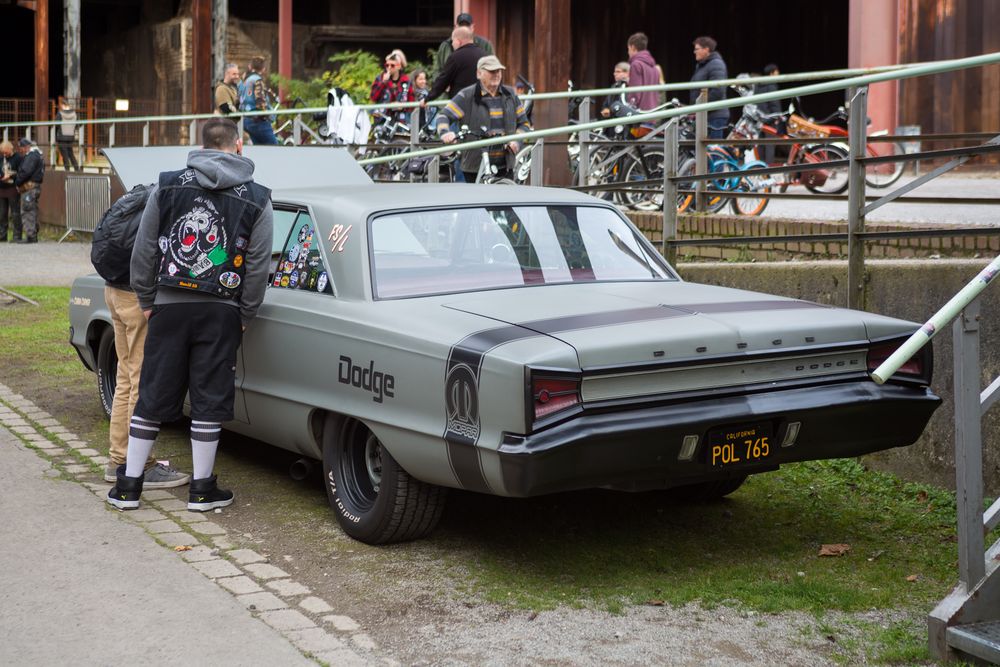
top-left (131, 417), bottom-right (160, 427)
top-left (190, 429), bottom-right (221, 442)
top-left (444, 325), bottom-right (539, 494)
top-left (675, 300), bottom-right (827, 314)
top-left (520, 305), bottom-right (690, 335)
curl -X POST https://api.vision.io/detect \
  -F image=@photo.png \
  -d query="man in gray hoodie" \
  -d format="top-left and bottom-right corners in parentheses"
top-left (108, 117), bottom-right (273, 512)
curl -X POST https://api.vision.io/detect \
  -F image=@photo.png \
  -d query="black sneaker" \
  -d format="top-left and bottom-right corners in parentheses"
top-left (106, 465), bottom-right (143, 510)
top-left (188, 475), bottom-right (234, 512)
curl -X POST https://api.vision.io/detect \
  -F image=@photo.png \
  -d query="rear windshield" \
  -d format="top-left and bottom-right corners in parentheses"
top-left (370, 206), bottom-right (674, 299)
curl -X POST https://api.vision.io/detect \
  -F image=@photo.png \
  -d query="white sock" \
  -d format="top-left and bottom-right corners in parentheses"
top-left (190, 420), bottom-right (222, 480)
top-left (124, 416), bottom-right (160, 478)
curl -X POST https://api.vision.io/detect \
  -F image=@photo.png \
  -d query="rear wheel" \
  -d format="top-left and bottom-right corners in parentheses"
top-left (96, 326), bottom-right (116, 419)
top-left (864, 141), bottom-right (906, 188)
top-left (620, 149), bottom-right (664, 210)
top-left (730, 164), bottom-right (772, 216)
top-left (801, 144), bottom-right (849, 194)
top-left (322, 415), bottom-right (446, 544)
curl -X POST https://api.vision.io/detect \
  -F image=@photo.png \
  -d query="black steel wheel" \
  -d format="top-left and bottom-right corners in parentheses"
top-left (96, 326), bottom-right (116, 419)
top-left (322, 415), bottom-right (446, 544)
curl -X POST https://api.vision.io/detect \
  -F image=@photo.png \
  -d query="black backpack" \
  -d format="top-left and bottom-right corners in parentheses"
top-left (90, 184), bottom-right (154, 287)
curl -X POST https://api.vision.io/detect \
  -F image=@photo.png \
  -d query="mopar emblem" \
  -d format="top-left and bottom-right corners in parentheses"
top-left (445, 363), bottom-right (480, 441)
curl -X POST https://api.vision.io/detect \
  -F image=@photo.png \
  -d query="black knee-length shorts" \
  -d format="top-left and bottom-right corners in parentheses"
top-left (134, 302), bottom-right (243, 422)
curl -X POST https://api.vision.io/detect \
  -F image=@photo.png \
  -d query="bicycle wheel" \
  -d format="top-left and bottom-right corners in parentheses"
top-left (801, 144), bottom-right (849, 194)
top-left (585, 145), bottom-right (616, 202)
top-left (675, 157), bottom-right (696, 213)
top-left (620, 150), bottom-right (664, 211)
top-left (864, 141), bottom-right (906, 188)
top-left (730, 163), bottom-right (772, 216)
top-left (702, 157), bottom-right (733, 214)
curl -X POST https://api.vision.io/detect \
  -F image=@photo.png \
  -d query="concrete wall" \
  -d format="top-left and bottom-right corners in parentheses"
top-left (680, 260), bottom-right (1000, 495)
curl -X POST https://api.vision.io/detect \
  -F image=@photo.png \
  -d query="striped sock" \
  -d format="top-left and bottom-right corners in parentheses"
top-left (124, 416), bottom-right (160, 478)
top-left (190, 420), bottom-right (222, 480)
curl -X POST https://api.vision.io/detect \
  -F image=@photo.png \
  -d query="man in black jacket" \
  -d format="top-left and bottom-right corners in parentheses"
top-left (690, 36), bottom-right (730, 139)
top-left (0, 141), bottom-right (22, 242)
top-left (425, 26), bottom-right (486, 103)
top-left (13, 138), bottom-right (43, 243)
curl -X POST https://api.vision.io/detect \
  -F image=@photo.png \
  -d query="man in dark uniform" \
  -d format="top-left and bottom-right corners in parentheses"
top-left (107, 117), bottom-right (273, 512)
top-left (13, 138), bottom-right (43, 243)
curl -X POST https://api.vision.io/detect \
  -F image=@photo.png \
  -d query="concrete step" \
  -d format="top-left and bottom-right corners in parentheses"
top-left (947, 620), bottom-right (1000, 664)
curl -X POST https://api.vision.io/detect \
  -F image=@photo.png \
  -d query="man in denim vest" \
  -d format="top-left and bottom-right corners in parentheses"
top-left (108, 117), bottom-right (273, 512)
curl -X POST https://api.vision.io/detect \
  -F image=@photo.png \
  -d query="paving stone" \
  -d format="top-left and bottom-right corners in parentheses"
top-left (125, 508), bottom-right (167, 523)
top-left (312, 649), bottom-right (368, 667)
top-left (30, 440), bottom-right (61, 450)
top-left (351, 633), bottom-right (377, 650)
top-left (80, 482), bottom-right (105, 492)
top-left (89, 456), bottom-right (110, 465)
top-left (323, 615), bottom-right (361, 632)
top-left (75, 447), bottom-right (100, 457)
top-left (258, 609), bottom-right (315, 632)
top-left (10, 425), bottom-right (35, 434)
top-left (63, 440), bottom-right (87, 449)
top-left (244, 563), bottom-right (290, 580)
top-left (31, 411), bottom-right (53, 420)
top-left (152, 499), bottom-right (188, 511)
top-left (145, 519), bottom-right (183, 534)
top-left (191, 558), bottom-right (243, 579)
top-left (286, 627), bottom-right (346, 654)
top-left (156, 532), bottom-right (199, 548)
top-left (227, 548), bottom-right (267, 565)
top-left (216, 575), bottom-right (264, 595)
top-left (179, 545), bottom-right (220, 563)
top-left (63, 464), bottom-right (91, 474)
top-left (212, 537), bottom-right (235, 550)
top-left (266, 579), bottom-right (310, 596)
top-left (1, 418), bottom-right (28, 427)
top-left (141, 489), bottom-right (177, 501)
top-left (34, 418), bottom-right (59, 427)
top-left (236, 592), bottom-right (287, 612)
top-left (189, 521), bottom-right (227, 536)
top-left (299, 596), bottom-right (333, 614)
top-left (46, 426), bottom-right (69, 435)
top-left (172, 510), bottom-right (207, 523)
top-left (43, 468), bottom-right (62, 479)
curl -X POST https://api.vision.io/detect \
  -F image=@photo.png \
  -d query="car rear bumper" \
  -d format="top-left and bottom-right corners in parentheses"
top-left (496, 380), bottom-right (940, 497)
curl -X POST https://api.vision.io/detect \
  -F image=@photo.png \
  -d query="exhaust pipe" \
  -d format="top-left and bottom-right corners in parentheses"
top-left (289, 458), bottom-right (314, 481)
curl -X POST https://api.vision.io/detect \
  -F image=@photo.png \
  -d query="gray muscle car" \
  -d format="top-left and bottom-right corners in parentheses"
top-left (69, 147), bottom-right (940, 544)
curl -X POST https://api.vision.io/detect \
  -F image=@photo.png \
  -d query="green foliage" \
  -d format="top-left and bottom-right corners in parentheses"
top-left (326, 50), bottom-right (383, 104)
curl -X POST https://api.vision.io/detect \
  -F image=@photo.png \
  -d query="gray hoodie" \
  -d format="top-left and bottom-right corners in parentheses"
top-left (130, 149), bottom-right (274, 326)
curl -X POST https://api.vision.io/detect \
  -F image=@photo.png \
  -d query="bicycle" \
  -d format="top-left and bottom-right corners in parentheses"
top-left (365, 112), bottom-right (413, 182)
top-left (452, 125), bottom-right (517, 185)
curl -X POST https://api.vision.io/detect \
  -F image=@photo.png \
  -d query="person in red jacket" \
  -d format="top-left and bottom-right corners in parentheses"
top-left (625, 32), bottom-right (661, 111)
top-left (370, 51), bottom-right (415, 122)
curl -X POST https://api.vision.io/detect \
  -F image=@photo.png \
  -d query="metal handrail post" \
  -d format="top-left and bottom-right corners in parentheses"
top-left (530, 138), bottom-right (545, 186)
top-left (410, 108), bottom-right (420, 183)
top-left (695, 90), bottom-right (708, 212)
top-left (237, 116), bottom-right (244, 137)
top-left (427, 154), bottom-right (440, 183)
top-left (189, 119), bottom-right (197, 146)
top-left (954, 298), bottom-right (987, 589)
top-left (108, 123), bottom-right (115, 148)
top-left (49, 126), bottom-right (56, 168)
top-left (578, 97), bottom-right (591, 187)
top-left (293, 114), bottom-right (302, 145)
top-left (662, 120), bottom-right (679, 264)
top-left (142, 122), bottom-right (149, 147)
top-left (846, 87), bottom-right (868, 310)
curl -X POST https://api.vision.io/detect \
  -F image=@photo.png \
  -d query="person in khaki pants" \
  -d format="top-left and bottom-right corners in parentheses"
top-left (103, 283), bottom-right (190, 487)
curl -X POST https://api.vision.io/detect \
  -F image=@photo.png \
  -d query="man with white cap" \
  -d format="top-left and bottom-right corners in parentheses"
top-left (436, 55), bottom-right (531, 183)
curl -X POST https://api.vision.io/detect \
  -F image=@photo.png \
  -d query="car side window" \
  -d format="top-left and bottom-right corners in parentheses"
top-left (271, 211), bottom-right (333, 294)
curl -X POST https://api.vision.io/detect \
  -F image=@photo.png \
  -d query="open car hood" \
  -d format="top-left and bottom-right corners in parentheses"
top-left (102, 145), bottom-right (371, 192)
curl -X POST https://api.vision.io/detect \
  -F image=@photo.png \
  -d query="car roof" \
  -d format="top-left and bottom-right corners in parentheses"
top-left (102, 145), bottom-right (371, 191)
top-left (276, 183), bottom-right (605, 218)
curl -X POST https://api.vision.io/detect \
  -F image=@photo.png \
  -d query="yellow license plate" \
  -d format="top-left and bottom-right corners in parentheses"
top-left (706, 423), bottom-right (773, 467)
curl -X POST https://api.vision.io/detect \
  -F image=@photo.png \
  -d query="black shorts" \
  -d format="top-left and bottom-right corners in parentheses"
top-left (134, 302), bottom-right (243, 422)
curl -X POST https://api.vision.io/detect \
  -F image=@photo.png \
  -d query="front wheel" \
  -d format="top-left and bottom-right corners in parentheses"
top-left (801, 144), bottom-right (849, 194)
top-left (96, 326), bottom-right (116, 419)
top-left (730, 163), bottom-right (772, 216)
top-left (322, 415), bottom-right (446, 544)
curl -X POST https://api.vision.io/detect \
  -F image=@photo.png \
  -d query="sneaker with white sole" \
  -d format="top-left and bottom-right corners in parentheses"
top-left (106, 465), bottom-right (143, 510)
top-left (188, 475), bottom-right (234, 512)
top-left (104, 462), bottom-right (190, 488)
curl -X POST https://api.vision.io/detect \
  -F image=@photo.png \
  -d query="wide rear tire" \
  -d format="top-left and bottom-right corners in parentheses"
top-left (322, 415), bottom-right (446, 544)
top-left (96, 326), bottom-right (116, 420)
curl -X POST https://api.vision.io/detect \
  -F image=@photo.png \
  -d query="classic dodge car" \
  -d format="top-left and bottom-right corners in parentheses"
top-left (69, 147), bottom-right (940, 544)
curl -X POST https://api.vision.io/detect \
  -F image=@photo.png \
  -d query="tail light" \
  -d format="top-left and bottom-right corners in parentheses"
top-left (531, 375), bottom-right (580, 421)
top-left (867, 338), bottom-right (931, 383)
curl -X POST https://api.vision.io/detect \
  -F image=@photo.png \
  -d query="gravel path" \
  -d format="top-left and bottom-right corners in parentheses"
top-left (0, 241), bottom-right (94, 287)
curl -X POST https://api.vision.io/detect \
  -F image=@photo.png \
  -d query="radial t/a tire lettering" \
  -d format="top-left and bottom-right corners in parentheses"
top-left (321, 414), bottom-right (446, 544)
top-left (96, 326), bottom-right (117, 420)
